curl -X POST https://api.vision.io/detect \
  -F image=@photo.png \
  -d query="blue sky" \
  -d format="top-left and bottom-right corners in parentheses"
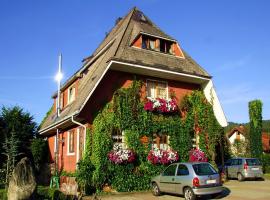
top-left (0, 0), bottom-right (269, 124)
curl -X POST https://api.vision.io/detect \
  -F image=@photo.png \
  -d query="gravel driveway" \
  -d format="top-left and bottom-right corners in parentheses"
top-left (84, 179), bottom-right (270, 200)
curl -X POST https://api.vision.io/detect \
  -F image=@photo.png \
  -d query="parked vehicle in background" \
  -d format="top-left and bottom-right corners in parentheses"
top-left (151, 162), bottom-right (223, 200)
top-left (223, 158), bottom-right (263, 181)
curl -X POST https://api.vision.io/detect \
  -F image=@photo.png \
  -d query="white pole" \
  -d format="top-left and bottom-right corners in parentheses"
top-left (56, 53), bottom-right (62, 176)
top-left (57, 54), bottom-right (62, 118)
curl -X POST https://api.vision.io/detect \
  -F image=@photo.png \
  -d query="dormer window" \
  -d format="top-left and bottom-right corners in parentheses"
top-left (141, 35), bottom-right (174, 55)
top-left (68, 86), bottom-right (76, 104)
top-left (132, 33), bottom-right (184, 58)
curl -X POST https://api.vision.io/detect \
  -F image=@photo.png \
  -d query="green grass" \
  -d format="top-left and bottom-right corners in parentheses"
top-left (264, 173), bottom-right (270, 180)
top-left (0, 188), bottom-right (7, 200)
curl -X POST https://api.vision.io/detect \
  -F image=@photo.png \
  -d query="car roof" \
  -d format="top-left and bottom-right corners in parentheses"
top-left (173, 162), bottom-right (210, 165)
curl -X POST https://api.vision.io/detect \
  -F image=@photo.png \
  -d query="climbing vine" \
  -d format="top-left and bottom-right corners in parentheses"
top-left (249, 100), bottom-right (263, 158)
top-left (88, 80), bottom-right (224, 191)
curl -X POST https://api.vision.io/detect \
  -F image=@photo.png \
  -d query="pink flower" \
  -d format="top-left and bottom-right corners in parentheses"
top-left (147, 148), bottom-right (179, 165)
top-left (144, 97), bottom-right (178, 113)
top-left (189, 149), bottom-right (208, 162)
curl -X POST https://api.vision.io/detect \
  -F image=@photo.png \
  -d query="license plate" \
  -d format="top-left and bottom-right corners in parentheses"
top-left (206, 179), bottom-right (216, 184)
top-left (252, 168), bottom-right (259, 170)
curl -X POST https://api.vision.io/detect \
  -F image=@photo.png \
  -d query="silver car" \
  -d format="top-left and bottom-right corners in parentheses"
top-left (151, 162), bottom-right (223, 200)
top-left (224, 157), bottom-right (263, 181)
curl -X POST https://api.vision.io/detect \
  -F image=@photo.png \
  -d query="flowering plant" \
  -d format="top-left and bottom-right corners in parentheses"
top-left (108, 144), bottom-right (136, 164)
top-left (144, 97), bottom-right (178, 113)
top-left (147, 148), bottom-right (179, 165)
top-left (189, 149), bottom-right (208, 162)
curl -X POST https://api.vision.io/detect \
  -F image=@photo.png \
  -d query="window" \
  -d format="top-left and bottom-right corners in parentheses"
top-left (177, 164), bottom-right (189, 176)
top-left (153, 133), bottom-right (169, 150)
top-left (162, 164), bottom-right (177, 176)
top-left (68, 130), bottom-right (75, 155)
top-left (246, 159), bottom-right (261, 166)
top-left (192, 163), bottom-right (217, 176)
top-left (112, 129), bottom-right (126, 148)
top-left (68, 86), bottom-right (75, 104)
top-left (141, 34), bottom-right (174, 55)
top-left (147, 80), bottom-right (168, 99)
top-left (231, 159), bottom-right (241, 166)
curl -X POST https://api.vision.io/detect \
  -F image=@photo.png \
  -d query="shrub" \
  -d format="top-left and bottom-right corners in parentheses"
top-left (0, 189), bottom-right (7, 200)
top-left (31, 138), bottom-right (49, 172)
top-left (261, 154), bottom-right (270, 173)
top-left (75, 158), bottom-right (95, 195)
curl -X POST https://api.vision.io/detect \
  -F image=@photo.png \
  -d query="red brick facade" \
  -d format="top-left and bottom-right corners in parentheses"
top-left (47, 70), bottom-right (200, 172)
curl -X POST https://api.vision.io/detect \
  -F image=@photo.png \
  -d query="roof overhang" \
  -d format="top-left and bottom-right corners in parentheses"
top-left (110, 60), bottom-right (210, 85)
top-left (40, 59), bottom-right (226, 135)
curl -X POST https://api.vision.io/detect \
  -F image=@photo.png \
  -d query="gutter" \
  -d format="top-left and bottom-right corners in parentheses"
top-left (39, 111), bottom-right (79, 135)
top-left (71, 115), bottom-right (87, 162)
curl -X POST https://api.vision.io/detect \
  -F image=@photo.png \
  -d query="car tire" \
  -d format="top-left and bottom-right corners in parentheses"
top-left (152, 182), bottom-right (161, 196)
top-left (184, 187), bottom-right (196, 200)
top-left (237, 173), bottom-right (244, 182)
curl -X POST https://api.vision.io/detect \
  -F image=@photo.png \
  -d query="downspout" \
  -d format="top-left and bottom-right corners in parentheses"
top-left (71, 115), bottom-right (87, 163)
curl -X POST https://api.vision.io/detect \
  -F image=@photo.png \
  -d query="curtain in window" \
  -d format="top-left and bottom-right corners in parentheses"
top-left (149, 40), bottom-right (155, 50)
top-left (156, 82), bottom-right (167, 99)
top-left (147, 81), bottom-right (156, 98)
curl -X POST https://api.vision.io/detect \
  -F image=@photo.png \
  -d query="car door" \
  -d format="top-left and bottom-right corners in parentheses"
top-left (159, 164), bottom-right (177, 193)
top-left (226, 159), bottom-right (233, 178)
top-left (174, 164), bottom-right (190, 195)
top-left (230, 159), bottom-right (240, 178)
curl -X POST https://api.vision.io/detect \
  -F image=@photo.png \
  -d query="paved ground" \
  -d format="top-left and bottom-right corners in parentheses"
top-left (84, 179), bottom-right (270, 200)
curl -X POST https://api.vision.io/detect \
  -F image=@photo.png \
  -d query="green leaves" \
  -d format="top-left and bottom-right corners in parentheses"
top-left (88, 82), bottom-right (224, 192)
top-left (249, 100), bottom-right (263, 158)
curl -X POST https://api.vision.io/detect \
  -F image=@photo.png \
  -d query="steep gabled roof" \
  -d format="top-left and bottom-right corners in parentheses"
top-left (227, 125), bottom-right (246, 138)
top-left (39, 7), bottom-right (211, 133)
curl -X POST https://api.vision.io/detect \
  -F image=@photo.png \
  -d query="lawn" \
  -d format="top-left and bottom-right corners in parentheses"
top-left (264, 173), bottom-right (270, 180)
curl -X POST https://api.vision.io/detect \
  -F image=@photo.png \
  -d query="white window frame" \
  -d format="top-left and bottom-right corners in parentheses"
top-left (112, 130), bottom-right (126, 149)
top-left (67, 130), bottom-right (75, 156)
top-left (67, 85), bottom-right (76, 104)
top-left (146, 79), bottom-right (168, 99)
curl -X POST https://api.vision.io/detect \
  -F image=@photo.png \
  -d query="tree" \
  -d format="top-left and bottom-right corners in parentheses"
top-left (248, 100), bottom-right (263, 158)
top-left (2, 129), bottom-right (21, 189)
top-left (0, 106), bottom-right (37, 160)
top-left (0, 106), bottom-right (37, 187)
top-left (31, 138), bottom-right (48, 173)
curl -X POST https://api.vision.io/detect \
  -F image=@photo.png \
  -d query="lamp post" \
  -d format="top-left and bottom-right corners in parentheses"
top-left (54, 54), bottom-right (63, 176)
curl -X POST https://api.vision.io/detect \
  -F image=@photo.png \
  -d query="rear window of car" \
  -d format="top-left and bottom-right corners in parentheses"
top-left (192, 163), bottom-right (217, 176)
top-left (246, 159), bottom-right (261, 166)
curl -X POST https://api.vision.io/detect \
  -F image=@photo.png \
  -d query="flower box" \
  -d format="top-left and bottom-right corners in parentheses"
top-left (147, 148), bottom-right (179, 165)
top-left (144, 97), bottom-right (178, 113)
top-left (108, 144), bottom-right (136, 164)
top-left (189, 149), bottom-right (208, 162)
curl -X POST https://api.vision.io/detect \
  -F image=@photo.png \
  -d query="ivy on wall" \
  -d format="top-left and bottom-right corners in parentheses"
top-left (87, 80), bottom-right (224, 191)
top-left (249, 100), bottom-right (263, 158)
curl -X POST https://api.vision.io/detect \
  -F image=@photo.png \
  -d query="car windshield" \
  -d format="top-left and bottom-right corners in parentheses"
top-left (246, 159), bottom-right (261, 166)
top-left (192, 163), bottom-right (217, 176)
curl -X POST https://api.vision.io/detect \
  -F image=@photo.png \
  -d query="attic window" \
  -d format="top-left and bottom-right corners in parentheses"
top-left (141, 35), bottom-right (174, 55)
top-left (68, 86), bottom-right (76, 104)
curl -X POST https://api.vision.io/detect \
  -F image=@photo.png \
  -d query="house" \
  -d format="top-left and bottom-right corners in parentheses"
top-left (227, 125), bottom-right (246, 144)
top-left (262, 132), bottom-right (270, 153)
top-left (227, 125), bottom-right (270, 154)
top-left (39, 7), bottom-right (227, 173)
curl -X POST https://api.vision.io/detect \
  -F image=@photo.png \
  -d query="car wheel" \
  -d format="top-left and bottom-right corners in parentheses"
top-left (184, 187), bottom-right (196, 200)
top-left (237, 173), bottom-right (244, 181)
top-left (152, 182), bottom-right (161, 196)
